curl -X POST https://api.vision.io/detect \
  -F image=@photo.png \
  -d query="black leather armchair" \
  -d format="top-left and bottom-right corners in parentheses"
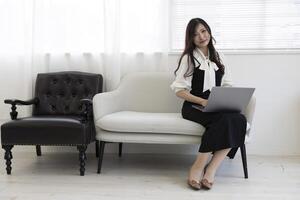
top-left (1, 71), bottom-right (103, 176)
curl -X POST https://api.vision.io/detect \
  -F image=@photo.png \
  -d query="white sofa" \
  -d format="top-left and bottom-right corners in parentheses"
top-left (93, 72), bottom-right (256, 177)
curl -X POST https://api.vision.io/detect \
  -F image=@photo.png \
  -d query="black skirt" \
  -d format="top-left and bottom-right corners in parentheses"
top-left (182, 101), bottom-right (247, 158)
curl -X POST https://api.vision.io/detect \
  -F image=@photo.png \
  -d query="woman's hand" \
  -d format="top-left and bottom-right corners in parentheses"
top-left (201, 99), bottom-right (208, 107)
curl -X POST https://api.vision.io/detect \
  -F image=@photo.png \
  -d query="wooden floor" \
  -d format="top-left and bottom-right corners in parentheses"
top-left (0, 152), bottom-right (299, 200)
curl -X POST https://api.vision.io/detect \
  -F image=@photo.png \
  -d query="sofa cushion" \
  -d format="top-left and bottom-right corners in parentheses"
top-left (96, 111), bottom-right (205, 136)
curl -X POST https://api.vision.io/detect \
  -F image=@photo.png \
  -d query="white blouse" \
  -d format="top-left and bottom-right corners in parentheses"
top-left (170, 48), bottom-right (233, 93)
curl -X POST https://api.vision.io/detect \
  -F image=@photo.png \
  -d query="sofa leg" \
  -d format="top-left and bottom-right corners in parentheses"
top-left (77, 145), bottom-right (87, 176)
top-left (2, 145), bottom-right (14, 175)
top-left (119, 143), bottom-right (123, 157)
top-left (240, 144), bottom-right (248, 179)
top-left (96, 141), bottom-right (99, 158)
top-left (36, 145), bottom-right (42, 156)
top-left (97, 141), bottom-right (105, 174)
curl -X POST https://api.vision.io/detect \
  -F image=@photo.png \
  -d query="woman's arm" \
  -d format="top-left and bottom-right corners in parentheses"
top-left (176, 90), bottom-right (208, 106)
top-left (171, 55), bottom-right (208, 106)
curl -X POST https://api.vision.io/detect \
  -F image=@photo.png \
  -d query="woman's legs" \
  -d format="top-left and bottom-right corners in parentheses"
top-left (188, 152), bottom-right (211, 182)
top-left (189, 148), bottom-right (231, 182)
top-left (202, 148), bottom-right (231, 183)
top-left (182, 106), bottom-right (246, 186)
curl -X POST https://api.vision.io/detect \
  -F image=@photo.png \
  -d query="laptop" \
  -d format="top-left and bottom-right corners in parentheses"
top-left (192, 87), bottom-right (255, 113)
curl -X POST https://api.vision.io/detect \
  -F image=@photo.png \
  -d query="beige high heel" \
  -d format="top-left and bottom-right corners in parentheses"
top-left (187, 179), bottom-right (201, 190)
top-left (200, 178), bottom-right (213, 190)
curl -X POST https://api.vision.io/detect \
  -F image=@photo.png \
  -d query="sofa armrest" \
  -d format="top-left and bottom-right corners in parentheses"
top-left (243, 96), bottom-right (256, 141)
top-left (93, 90), bottom-right (122, 122)
top-left (244, 96), bottom-right (256, 125)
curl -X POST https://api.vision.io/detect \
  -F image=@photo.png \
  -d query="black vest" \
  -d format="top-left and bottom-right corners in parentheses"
top-left (190, 59), bottom-right (223, 100)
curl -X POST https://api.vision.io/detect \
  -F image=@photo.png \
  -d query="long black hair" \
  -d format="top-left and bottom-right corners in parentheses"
top-left (174, 18), bottom-right (224, 77)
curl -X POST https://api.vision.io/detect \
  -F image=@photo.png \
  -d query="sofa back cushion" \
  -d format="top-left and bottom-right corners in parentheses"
top-left (118, 72), bottom-right (183, 113)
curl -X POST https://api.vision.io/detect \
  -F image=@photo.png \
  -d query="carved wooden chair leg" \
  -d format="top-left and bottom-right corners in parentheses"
top-left (77, 145), bottom-right (87, 176)
top-left (2, 145), bottom-right (14, 175)
top-left (36, 145), bottom-right (42, 156)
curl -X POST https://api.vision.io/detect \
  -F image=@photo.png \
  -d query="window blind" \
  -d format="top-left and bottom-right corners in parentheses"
top-left (170, 0), bottom-right (300, 50)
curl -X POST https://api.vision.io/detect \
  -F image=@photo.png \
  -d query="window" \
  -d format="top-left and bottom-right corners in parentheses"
top-left (170, 0), bottom-right (300, 51)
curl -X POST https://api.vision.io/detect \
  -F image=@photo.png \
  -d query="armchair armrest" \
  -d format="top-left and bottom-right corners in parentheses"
top-left (4, 97), bottom-right (39, 120)
top-left (93, 90), bottom-right (122, 122)
top-left (4, 98), bottom-right (39, 106)
top-left (80, 98), bottom-right (93, 123)
top-left (80, 98), bottom-right (93, 105)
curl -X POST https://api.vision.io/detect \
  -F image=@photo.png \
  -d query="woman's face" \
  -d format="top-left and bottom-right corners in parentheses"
top-left (193, 23), bottom-right (211, 49)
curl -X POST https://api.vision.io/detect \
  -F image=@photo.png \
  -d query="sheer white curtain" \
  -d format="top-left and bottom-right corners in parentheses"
top-left (0, 0), bottom-right (169, 119)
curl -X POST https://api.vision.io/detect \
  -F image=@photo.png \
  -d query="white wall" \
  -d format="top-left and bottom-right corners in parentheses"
top-left (1, 52), bottom-right (300, 156)
top-left (224, 52), bottom-right (300, 156)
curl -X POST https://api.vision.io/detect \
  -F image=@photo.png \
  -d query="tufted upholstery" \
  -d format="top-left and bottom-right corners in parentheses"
top-left (33, 71), bottom-right (102, 115)
top-left (1, 71), bottom-right (103, 176)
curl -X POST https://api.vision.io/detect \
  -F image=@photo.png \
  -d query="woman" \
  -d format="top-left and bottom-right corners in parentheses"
top-left (170, 18), bottom-right (247, 190)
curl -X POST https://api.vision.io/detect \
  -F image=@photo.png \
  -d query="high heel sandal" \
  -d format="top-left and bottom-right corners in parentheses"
top-left (187, 179), bottom-right (201, 190)
top-left (201, 164), bottom-right (214, 189)
top-left (200, 178), bottom-right (213, 190)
